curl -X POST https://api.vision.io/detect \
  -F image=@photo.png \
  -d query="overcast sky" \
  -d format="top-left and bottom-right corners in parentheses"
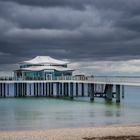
top-left (0, 0), bottom-right (140, 76)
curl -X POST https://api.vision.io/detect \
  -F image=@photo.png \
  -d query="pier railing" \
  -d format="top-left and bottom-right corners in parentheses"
top-left (92, 76), bottom-right (140, 84)
top-left (1, 76), bottom-right (140, 84)
top-left (0, 76), bottom-right (89, 81)
top-left (0, 76), bottom-right (14, 81)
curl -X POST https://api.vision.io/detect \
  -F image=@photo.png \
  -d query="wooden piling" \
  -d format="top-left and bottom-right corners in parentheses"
top-left (105, 84), bottom-right (113, 101)
top-left (89, 84), bottom-right (94, 101)
top-left (51, 83), bottom-right (53, 96)
top-left (76, 83), bottom-right (78, 97)
top-left (14, 83), bottom-right (17, 97)
top-left (45, 83), bottom-right (48, 96)
top-left (81, 83), bottom-right (84, 97)
top-left (22, 83), bottom-right (24, 97)
top-left (3, 83), bottom-right (6, 97)
top-left (48, 83), bottom-right (51, 97)
top-left (60, 82), bottom-right (63, 96)
top-left (122, 85), bottom-right (124, 98)
top-left (116, 85), bottom-right (120, 103)
top-left (43, 83), bottom-right (45, 96)
top-left (63, 83), bottom-right (66, 96)
top-left (56, 82), bottom-right (60, 97)
top-left (70, 83), bottom-right (74, 99)
top-left (7, 83), bottom-right (9, 96)
top-left (18, 83), bottom-right (21, 97)
top-left (30, 83), bottom-right (32, 96)
top-left (34, 83), bottom-right (36, 96)
top-left (66, 83), bottom-right (69, 96)
top-left (0, 83), bottom-right (2, 97)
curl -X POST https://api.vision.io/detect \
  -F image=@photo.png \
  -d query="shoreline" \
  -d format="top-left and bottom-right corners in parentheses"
top-left (0, 124), bottom-right (140, 140)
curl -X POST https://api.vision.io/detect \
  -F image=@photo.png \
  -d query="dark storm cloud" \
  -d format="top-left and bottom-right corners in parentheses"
top-left (0, 0), bottom-right (94, 10)
top-left (0, 0), bottom-right (140, 71)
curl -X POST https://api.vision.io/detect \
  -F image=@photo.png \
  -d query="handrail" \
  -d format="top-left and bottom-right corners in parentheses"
top-left (1, 76), bottom-right (140, 84)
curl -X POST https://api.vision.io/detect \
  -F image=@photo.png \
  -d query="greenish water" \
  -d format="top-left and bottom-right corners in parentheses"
top-left (0, 86), bottom-right (140, 131)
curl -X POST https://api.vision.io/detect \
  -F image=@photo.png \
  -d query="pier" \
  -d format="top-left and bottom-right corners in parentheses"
top-left (0, 75), bottom-right (139, 103)
top-left (0, 56), bottom-right (140, 103)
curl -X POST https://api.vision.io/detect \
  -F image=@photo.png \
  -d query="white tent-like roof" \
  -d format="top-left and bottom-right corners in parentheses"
top-left (20, 66), bottom-right (74, 72)
top-left (23, 56), bottom-right (69, 65)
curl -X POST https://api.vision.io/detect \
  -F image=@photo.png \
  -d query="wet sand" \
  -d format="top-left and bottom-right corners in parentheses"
top-left (0, 124), bottom-right (140, 140)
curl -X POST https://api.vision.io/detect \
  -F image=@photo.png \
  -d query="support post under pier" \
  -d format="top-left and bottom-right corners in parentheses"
top-left (76, 83), bottom-right (78, 97)
top-left (105, 84), bottom-right (113, 101)
top-left (60, 83), bottom-right (63, 96)
top-left (70, 83), bottom-right (74, 99)
top-left (116, 85), bottom-right (120, 103)
top-left (81, 83), bottom-right (84, 97)
top-left (89, 84), bottom-right (94, 101)
top-left (122, 85), bottom-right (124, 99)
top-left (56, 82), bottom-right (60, 97)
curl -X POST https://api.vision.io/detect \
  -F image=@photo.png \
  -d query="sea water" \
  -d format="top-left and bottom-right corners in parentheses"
top-left (0, 86), bottom-right (140, 131)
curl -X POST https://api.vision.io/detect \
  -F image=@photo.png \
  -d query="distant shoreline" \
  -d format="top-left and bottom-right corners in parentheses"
top-left (0, 124), bottom-right (140, 140)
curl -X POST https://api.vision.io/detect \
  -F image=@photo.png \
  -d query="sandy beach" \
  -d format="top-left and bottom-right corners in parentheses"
top-left (0, 124), bottom-right (140, 140)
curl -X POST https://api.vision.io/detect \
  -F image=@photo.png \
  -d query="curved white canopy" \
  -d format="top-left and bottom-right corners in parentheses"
top-left (20, 65), bottom-right (74, 72)
top-left (23, 56), bottom-right (69, 65)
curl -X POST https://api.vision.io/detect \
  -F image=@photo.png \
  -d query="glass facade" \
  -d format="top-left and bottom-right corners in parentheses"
top-left (15, 70), bottom-right (73, 80)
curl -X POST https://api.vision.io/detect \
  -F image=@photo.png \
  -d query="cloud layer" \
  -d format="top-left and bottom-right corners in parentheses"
top-left (0, 0), bottom-right (140, 75)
